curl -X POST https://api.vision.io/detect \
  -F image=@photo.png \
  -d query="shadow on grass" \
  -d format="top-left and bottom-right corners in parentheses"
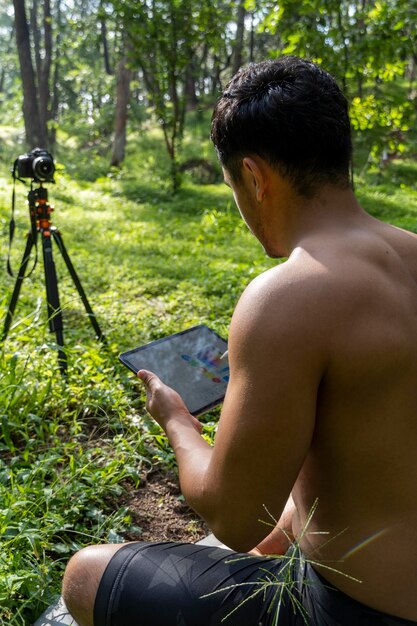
top-left (119, 177), bottom-right (229, 217)
top-left (358, 184), bottom-right (417, 232)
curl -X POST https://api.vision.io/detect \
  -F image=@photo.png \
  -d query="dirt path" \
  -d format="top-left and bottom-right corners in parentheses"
top-left (122, 469), bottom-right (209, 543)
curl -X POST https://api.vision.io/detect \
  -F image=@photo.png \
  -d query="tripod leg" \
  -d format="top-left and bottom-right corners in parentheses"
top-left (51, 228), bottom-right (106, 343)
top-left (42, 231), bottom-right (67, 374)
top-left (2, 233), bottom-right (35, 341)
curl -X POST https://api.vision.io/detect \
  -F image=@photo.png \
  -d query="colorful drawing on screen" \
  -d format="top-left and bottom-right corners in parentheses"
top-left (181, 347), bottom-right (229, 383)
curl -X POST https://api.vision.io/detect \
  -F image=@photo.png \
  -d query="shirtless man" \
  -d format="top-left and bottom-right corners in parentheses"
top-left (62, 57), bottom-right (417, 625)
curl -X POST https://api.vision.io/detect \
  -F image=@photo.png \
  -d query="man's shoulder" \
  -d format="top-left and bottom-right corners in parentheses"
top-left (228, 257), bottom-right (331, 378)
top-left (233, 255), bottom-right (338, 343)
top-left (240, 252), bottom-right (337, 312)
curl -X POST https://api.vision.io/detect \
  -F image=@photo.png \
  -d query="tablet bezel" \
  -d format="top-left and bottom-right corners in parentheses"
top-left (119, 324), bottom-right (228, 416)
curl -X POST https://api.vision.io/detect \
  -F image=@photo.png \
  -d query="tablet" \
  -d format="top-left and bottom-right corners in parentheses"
top-left (119, 325), bottom-right (229, 416)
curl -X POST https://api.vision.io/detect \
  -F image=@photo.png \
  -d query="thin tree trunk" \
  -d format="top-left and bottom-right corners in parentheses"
top-left (407, 54), bottom-right (417, 95)
top-left (356, 0), bottom-right (368, 98)
top-left (110, 49), bottom-right (132, 167)
top-left (0, 25), bottom-right (15, 93)
top-left (231, 0), bottom-right (246, 76)
top-left (249, 10), bottom-right (255, 63)
top-left (211, 56), bottom-right (224, 95)
top-left (39, 0), bottom-right (53, 145)
top-left (50, 0), bottom-right (62, 147)
top-left (336, 2), bottom-right (349, 94)
top-left (185, 59), bottom-right (198, 110)
top-left (31, 0), bottom-right (41, 83)
top-left (101, 15), bottom-right (113, 75)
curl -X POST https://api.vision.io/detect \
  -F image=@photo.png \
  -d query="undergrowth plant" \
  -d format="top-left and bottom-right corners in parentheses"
top-left (0, 339), bottom-right (148, 623)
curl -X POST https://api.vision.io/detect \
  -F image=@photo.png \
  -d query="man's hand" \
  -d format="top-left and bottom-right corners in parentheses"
top-left (137, 370), bottom-right (212, 520)
top-left (249, 495), bottom-right (296, 556)
top-left (137, 369), bottom-right (202, 434)
top-left (249, 524), bottom-right (294, 556)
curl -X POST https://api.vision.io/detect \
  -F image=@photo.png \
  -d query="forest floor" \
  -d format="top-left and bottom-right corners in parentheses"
top-left (122, 468), bottom-right (209, 543)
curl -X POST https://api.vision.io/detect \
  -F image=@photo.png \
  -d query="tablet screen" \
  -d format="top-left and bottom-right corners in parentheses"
top-left (119, 325), bottom-right (229, 415)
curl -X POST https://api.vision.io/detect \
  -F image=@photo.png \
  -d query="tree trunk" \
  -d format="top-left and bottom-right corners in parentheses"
top-left (0, 25), bottom-right (15, 94)
top-left (185, 59), bottom-right (198, 110)
top-left (249, 10), bottom-right (255, 63)
top-left (31, 0), bottom-right (41, 83)
top-left (211, 56), bottom-right (223, 95)
top-left (100, 15), bottom-right (113, 75)
top-left (231, 0), bottom-right (246, 76)
top-left (407, 54), bottom-right (417, 95)
top-left (110, 50), bottom-right (132, 167)
top-left (49, 0), bottom-right (62, 147)
top-left (336, 2), bottom-right (349, 94)
top-left (13, 0), bottom-right (45, 148)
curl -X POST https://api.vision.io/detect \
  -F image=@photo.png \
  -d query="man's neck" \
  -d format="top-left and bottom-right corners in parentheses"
top-left (268, 185), bottom-right (368, 258)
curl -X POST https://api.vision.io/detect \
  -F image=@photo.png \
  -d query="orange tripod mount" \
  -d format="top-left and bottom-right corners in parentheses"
top-left (2, 182), bottom-right (106, 375)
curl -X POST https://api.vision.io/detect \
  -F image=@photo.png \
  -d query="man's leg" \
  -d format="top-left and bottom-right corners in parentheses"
top-left (62, 541), bottom-right (300, 626)
top-left (62, 543), bottom-right (126, 626)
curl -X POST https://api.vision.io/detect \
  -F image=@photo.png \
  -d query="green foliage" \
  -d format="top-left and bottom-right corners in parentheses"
top-left (350, 89), bottom-right (414, 170)
top-left (0, 1), bottom-right (21, 124)
top-left (258, 0), bottom-right (417, 174)
top-left (110, 0), bottom-right (234, 190)
top-left (2, 0), bottom-right (417, 184)
top-left (0, 329), bottom-right (149, 621)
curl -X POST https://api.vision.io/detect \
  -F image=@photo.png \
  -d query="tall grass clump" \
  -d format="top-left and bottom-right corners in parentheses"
top-left (202, 501), bottom-right (361, 626)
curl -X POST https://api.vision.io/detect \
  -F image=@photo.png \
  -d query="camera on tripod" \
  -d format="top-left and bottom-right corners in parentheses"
top-left (15, 147), bottom-right (55, 183)
top-left (4, 148), bottom-right (105, 374)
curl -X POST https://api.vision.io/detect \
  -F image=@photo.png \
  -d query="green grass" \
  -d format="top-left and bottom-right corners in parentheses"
top-left (0, 117), bottom-right (416, 623)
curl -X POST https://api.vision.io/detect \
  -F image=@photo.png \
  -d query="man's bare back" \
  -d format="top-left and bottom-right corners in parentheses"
top-left (283, 214), bottom-right (417, 620)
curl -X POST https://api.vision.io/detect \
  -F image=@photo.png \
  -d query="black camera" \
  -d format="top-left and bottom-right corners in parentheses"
top-left (15, 147), bottom-right (55, 182)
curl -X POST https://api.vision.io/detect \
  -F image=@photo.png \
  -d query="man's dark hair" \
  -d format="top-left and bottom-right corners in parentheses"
top-left (211, 56), bottom-right (352, 197)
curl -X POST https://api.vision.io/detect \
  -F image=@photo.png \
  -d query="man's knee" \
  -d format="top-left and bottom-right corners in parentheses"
top-left (62, 543), bottom-right (124, 626)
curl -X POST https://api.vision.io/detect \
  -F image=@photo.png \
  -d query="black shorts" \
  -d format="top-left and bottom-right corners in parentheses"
top-left (94, 541), bottom-right (417, 626)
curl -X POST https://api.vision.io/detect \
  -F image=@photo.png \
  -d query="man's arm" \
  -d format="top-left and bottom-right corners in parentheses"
top-left (139, 266), bottom-right (326, 552)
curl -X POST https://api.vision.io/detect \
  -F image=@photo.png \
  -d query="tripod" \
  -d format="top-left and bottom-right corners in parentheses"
top-left (2, 182), bottom-right (106, 374)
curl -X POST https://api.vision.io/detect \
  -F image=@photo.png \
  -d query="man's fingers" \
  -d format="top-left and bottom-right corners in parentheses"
top-left (137, 368), bottom-right (198, 430)
top-left (137, 369), bottom-right (159, 388)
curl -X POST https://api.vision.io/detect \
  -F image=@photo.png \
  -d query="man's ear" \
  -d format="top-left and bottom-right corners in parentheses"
top-left (242, 156), bottom-right (268, 202)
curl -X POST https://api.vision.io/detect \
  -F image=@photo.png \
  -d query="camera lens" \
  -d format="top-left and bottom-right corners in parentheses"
top-left (33, 156), bottom-right (55, 181)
